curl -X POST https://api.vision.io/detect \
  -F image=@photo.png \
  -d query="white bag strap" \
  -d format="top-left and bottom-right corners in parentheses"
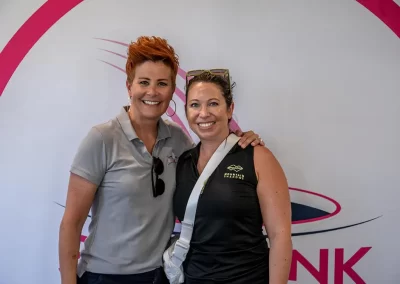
top-left (171, 133), bottom-right (240, 267)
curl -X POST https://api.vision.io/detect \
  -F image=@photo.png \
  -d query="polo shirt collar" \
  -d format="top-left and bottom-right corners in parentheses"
top-left (157, 117), bottom-right (172, 141)
top-left (116, 106), bottom-right (171, 141)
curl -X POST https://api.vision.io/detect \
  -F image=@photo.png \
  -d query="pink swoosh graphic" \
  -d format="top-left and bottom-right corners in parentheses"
top-left (357, 0), bottom-right (400, 38)
top-left (98, 49), bottom-right (127, 59)
top-left (289, 187), bottom-right (342, 224)
top-left (0, 0), bottom-right (83, 96)
top-left (98, 60), bottom-right (126, 73)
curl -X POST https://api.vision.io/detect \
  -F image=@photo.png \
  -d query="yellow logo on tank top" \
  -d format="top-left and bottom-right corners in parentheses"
top-left (224, 164), bottom-right (244, 180)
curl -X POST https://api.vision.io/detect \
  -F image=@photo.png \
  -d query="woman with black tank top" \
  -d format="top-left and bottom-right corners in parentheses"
top-left (173, 70), bottom-right (292, 284)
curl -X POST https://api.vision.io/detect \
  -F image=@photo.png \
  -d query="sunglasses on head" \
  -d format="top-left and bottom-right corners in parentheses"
top-left (151, 157), bottom-right (165, 197)
top-left (185, 68), bottom-right (231, 90)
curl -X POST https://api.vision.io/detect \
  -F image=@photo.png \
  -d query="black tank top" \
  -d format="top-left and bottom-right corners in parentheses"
top-left (173, 143), bottom-right (269, 284)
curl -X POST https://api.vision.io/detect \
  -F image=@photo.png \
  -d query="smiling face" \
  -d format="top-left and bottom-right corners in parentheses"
top-left (127, 61), bottom-right (174, 122)
top-left (186, 82), bottom-right (234, 141)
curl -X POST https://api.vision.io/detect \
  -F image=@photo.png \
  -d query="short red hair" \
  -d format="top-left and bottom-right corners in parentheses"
top-left (125, 36), bottom-right (179, 86)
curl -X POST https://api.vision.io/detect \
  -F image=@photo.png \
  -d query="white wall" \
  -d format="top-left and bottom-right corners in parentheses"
top-left (1, 0), bottom-right (399, 283)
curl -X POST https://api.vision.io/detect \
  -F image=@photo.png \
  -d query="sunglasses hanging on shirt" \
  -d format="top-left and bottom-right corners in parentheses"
top-left (151, 157), bottom-right (165, 197)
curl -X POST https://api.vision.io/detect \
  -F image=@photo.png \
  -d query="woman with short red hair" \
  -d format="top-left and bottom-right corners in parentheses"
top-left (58, 36), bottom-right (263, 284)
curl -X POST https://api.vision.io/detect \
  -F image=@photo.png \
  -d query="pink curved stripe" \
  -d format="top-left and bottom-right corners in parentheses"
top-left (99, 60), bottom-right (126, 73)
top-left (357, 0), bottom-right (400, 38)
top-left (94, 37), bottom-right (128, 47)
top-left (177, 68), bottom-right (186, 79)
top-left (0, 0), bottom-right (83, 96)
top-left (99, 49), bottom-right (127, 59)
top-left (174, 86), bottom-right (186, 103)
top-left (289, 187), bottom-right (342, 224)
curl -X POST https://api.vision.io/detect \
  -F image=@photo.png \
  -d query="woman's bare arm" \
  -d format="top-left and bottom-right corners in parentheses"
top-left (59, 173), bottom-right (97, 284)
top-left (254, 146), bottom-right (292, 284)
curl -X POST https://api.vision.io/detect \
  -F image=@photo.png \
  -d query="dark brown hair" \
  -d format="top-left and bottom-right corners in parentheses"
top-left (185, 71), bottom-right (234, 108)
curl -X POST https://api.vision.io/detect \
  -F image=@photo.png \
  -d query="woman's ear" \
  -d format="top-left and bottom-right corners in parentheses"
top-left (126, 80), bottom-right (131, 91)
top-left (228, 102), bottom-right (235, 120)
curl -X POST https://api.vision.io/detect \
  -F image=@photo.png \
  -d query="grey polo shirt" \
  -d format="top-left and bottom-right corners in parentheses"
top-left (71, 107), bottom-right (195, 276)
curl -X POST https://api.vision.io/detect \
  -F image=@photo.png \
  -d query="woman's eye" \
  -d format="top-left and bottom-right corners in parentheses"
top-left (190, 103), bottom-right (199, 108)
top-left (139, 81), bottom-right (149, 86)
top-left (158, 82), bottom-right (168, 86)
top-left (209, 102), bottom-right (218, 106)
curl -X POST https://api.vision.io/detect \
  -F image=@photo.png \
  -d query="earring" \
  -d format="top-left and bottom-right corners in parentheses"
top-left (166, 99), bottom-right (176, 117)
top-left (127, 97), bottom-right (132, 110)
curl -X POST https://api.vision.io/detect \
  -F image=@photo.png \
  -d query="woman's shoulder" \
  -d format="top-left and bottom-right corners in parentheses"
top-left (253, 145), bottom-right (285, 178)
top-left (253, 145), bottom-right (280, 168)
top-left (253, 145), bottom-right (274, 157)
top-left (85, 117), bottom-right (122, 143)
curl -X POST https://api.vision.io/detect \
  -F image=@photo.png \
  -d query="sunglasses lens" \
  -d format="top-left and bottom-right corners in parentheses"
top-left (210, 69), bottom-right (227, 74)
top-left (152, 157), bottom-right (165, 197)
top-left (186, 69), bottom-right (230, 89)
top-left (156, 179), bottom-right (165, 196)
top-left (187, 70), bottom-right (204, 77)
top-left (153, 157), bottom-right (164, 175)
top-left (186, 70), bottom-right (203, 84)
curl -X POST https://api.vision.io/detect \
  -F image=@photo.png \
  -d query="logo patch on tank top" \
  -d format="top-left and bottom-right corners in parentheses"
top-left (227, 165), bottom-right (243, 172)
top-left (224, 164), bottom-right (244, 180)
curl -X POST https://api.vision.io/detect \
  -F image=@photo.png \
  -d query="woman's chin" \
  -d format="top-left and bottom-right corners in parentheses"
top-left (140, 109), bottom-right (165, 121)
top-left (192, 129), bottom-right (220, 142)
